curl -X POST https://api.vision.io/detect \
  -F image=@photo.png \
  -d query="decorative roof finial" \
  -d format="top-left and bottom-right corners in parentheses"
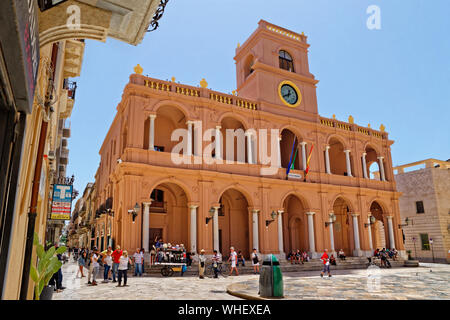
top-left (348, 115), bottom-right (354, 124)
top-left (200, 78), bottom-right (208, 88)
top-left (171, 77), bottom-right (176, 82)
top-left (380, 124), bottom-right (386, 132)
top-left (332, 114), bottom-right (336, 120)
top-left (134, 64), bottom-right (143, 75)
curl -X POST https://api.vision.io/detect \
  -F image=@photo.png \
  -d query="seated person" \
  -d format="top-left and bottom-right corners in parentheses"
top-left (296, 250), bottom-right (303, 264)
top-left (302, 251), bottom-right (309, 262)
top-left (237, 250), bottom-right (245, 267)
top-left (392, 248), bottom-right (398, 261)
top-left (329, 254), bottom-right (337, 266)
top-left (338, 249), bottom-right (346, 260)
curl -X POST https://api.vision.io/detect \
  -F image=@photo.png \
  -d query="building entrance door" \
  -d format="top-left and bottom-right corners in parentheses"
top-left (149, 228), bottom-right (163, 249)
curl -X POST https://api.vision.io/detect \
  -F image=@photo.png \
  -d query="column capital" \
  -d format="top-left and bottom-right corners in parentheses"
top-left (377, 156), bottom-right (385, 160)
top-left (325, 145), bottom-right (330, 150)
top-left (306, 212), bottom-right (315, 216)
top-left (186, 120), bottom-right (194, 125)
top-left (277, 209), bottom-right (284, 215)
top-left (188, 202), bottom-right (199, 209)
top-left (362, 152), bottom-right (367, 156)
top-left (215, 125), bottom-right (222, 130)
top-left (142, 201), bottom-right (152, 207)
top-left (344, 149), bottom-right (351, 154)
top-left (300, 141), bottom-right (307, 146)
top-left (211, 203), bottom-right (221, 210)
top-left (248, 207), bottom-right (261, 214)
top-left (386, 215), bottom-right (393, 220)
top-left (351, 213), bottom-right (360, 217)
top-left (149, 114), bottom-right (157, 119)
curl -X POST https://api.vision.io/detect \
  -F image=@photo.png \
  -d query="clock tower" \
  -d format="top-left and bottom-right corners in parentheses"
top-left (234, 20), bottom-right (319, 121)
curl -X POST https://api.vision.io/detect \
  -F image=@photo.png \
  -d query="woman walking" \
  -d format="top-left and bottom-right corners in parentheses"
top-left (77, 251), bottom-right (87, 278)
top-left (251, 248), bottom-right (260, 274)
top-left (91, 249), bottom-right (100, 286)
top-left (117, 250), bottom-right (132, 287)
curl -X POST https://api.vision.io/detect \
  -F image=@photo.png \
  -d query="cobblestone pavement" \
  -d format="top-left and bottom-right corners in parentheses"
top-left (54, 261), bottom-right (251, 300)
top-left (54, 262), bottom-right (449, 300)
top-left (228, 263), bottom-right (450, 300)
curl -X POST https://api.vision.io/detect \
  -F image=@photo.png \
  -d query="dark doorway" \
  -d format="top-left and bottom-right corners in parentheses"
top-left (149, 228), bottom-right (163, 249)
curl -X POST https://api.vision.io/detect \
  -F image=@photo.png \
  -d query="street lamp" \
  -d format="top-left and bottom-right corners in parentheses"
top-left (206, 207), bottom-right (215, 225)
top-left (398, 217), bottom-right (413, 229)
top-left (325, 213), bottom-right (337, 227)
top-left (265, 211), bottom-right (277, 227)
top-left (128, 203), bottom-right (140, 223)
top-left (364, 215), bottom-right (376, 228)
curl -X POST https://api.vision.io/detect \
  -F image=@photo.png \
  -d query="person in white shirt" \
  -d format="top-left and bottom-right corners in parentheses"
top-left (228, 247), bottom-right (239, 276)
top-left (91, 249), bottom-right (100, 285)
top-left (117, 250), bottom-right (132, 287)
top-left (198, 249), bottom-right (206, 279)
top-left (102, 247), bottom-right (113, 283)
top-left (133, 248), bottom-right (144, 277)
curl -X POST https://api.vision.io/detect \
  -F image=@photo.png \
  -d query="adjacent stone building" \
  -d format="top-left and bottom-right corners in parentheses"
top-left (394, 159), bottom-right (450, 263)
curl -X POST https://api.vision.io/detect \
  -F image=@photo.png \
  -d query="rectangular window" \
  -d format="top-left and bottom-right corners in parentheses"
top-left (420, 233), bottom-right (430, 250)
top-left (416, 201), bottom-right (425, 214)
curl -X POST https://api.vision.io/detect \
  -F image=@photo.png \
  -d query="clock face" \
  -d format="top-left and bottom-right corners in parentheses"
top-left (280, 84), bottom-right (298, 105)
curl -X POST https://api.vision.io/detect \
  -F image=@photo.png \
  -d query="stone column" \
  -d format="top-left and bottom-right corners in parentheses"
top-left (187, 121), bottom-right (193, 157)
top-left (328, 213), bottom-right (335, 253)
top-left (344, 150), bottom-right (352, 177)
top-left (189, 205), bottom-right (198, 254)
top-left (142, 201), bottom-right (152, 252)
top-left (300, 142), bottom-right (307, 171)
top-left (367, 214), bottom-right (374, 252)
top-left (352, 213), bottom-right (361, 256)
top-left (362, 152), bottom-right (368, 179)
top-left (325, 145), bottom-right (331, 174)
top-left (215, 126), bottom-right (222, 160)
top-left (213, 206), bottom-right (220, 252)
top-left (277, 136), bottom-right (282, 168)
top-left (386, 216), bottom-right (395, 250)
top-left (306, 212), bottom-right (316, 254)
top-left (246, 132), bottom-right (253, 165)
top-left (378, 156), bottom-right (386, 181)
top-left (149, 115), bottom-right (156, 151)
top-left (251, 209), bottom-right (260, 251)
top-left (277, 210), bottom-right (284, 255)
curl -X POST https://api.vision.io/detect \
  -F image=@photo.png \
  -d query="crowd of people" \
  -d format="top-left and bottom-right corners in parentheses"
top-left (60, 244), bottom-right (400, 289)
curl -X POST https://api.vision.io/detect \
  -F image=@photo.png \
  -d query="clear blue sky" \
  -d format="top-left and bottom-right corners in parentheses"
top-left (67, 0), bottom-right (450, 199)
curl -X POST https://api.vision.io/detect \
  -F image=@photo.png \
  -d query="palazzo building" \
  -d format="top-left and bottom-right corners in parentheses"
top-left (95, 20), bottom-right (405, 260)
top-left (394, 159), bottom-right (450, 263)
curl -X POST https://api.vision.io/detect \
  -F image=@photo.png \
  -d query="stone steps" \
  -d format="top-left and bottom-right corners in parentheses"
top-left (136, 257), bottom-right (406, 277)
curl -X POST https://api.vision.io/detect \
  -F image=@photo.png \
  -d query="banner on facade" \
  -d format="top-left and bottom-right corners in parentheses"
top-left (51, 184), bottom-right (73, 220)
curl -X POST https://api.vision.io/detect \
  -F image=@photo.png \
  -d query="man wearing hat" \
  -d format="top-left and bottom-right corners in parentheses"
top-left (198, 249), bottom-right (206, 279)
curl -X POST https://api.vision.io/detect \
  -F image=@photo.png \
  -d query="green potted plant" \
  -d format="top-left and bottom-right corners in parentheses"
top-left (406, 250), bottom-right (412, 260)
top-left (30, 232), bottom-right (67, 300)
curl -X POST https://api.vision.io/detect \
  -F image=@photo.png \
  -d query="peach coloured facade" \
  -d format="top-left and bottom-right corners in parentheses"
top-left (95, 20), bottom-right (405, 259)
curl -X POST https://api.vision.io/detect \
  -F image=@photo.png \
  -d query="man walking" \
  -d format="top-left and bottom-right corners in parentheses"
top-left (320, 249), bottom-right (332, 278)
top-left (133, 248), bottom-right (144, 277)
top-left (111, 245), bottom-right (122, 282)
top-left (198, 249), bottom-right (206, 279)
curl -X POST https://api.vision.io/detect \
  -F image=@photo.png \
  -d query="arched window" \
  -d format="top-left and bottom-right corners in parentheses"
top-left (279, 50), bottom-right (294, 72)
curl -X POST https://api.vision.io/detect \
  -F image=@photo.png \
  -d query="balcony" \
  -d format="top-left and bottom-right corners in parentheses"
top-left (120, 147), bottom-right (395, 192)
